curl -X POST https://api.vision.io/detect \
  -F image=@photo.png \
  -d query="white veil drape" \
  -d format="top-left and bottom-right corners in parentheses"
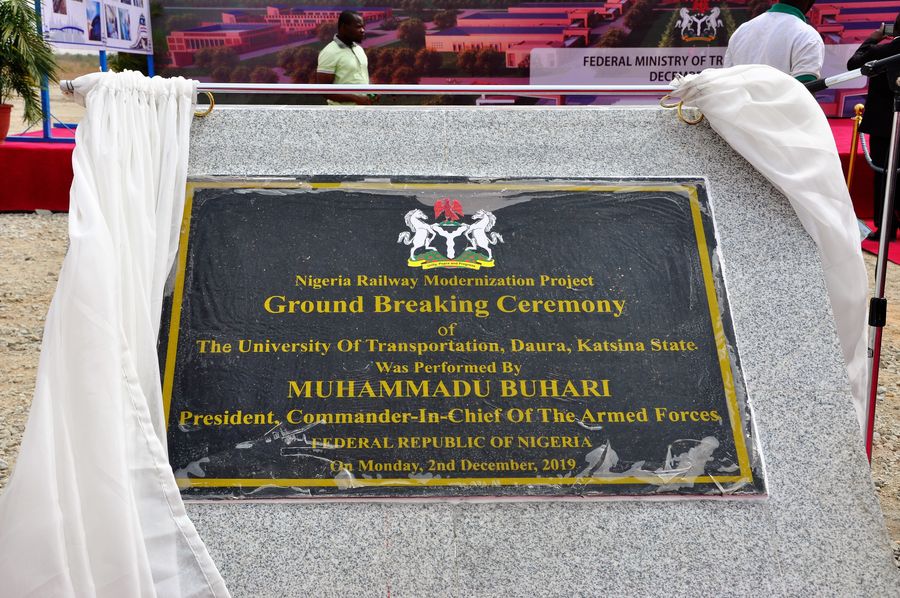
top-left (673, 65), bottom-right (869, 429)
top-left (0, 72), bottom-right (229, 597)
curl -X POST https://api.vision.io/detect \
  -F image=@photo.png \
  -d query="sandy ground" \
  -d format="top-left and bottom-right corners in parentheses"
top-left (866, 254), bottom-right (900, 551)
top-left (0, 212), bottom-right (898, 567)
top-left (7, 86), bottom-right (85, 137)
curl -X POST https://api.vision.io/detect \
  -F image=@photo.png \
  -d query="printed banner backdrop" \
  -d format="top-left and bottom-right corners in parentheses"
top-left (43, 0), bottom-right (152, 54)
top-left (530, 45), bottom-right (860, 87)
top-left (159, 178), bottom-right (765, 499)
top-left (150, 0), bottom-right (881, 116)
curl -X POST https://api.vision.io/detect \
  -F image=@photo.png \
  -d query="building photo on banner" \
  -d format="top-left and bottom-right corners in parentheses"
top-left (152, 0), bottom-right (880, 113)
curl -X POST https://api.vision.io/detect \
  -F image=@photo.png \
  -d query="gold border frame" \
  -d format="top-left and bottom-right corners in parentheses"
top-left (163, 180), bottom-right (755, 490)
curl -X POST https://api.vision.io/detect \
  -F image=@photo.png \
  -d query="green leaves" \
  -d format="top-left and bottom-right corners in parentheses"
top-left (0, 0), bottom-right (58, 125)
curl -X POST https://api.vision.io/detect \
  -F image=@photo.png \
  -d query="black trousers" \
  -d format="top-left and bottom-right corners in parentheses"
top-left (870, 135), bottom-right (900, 233)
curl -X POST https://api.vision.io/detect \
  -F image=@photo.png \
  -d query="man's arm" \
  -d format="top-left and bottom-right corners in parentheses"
top-left (316, 71), bottom-right (373, 105)
top-left (848, 29), bottom-right (896, 70)
top-left (722, 24), bottom-right (742, 68)
top-left (791, 36), bottom-right (824, 83)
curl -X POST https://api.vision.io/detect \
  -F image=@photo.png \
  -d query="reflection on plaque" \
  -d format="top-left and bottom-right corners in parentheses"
top-left (159, 178), bottom-right (766, 499)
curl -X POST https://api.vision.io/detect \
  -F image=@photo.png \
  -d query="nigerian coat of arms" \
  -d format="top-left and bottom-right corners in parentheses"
top-left (675, 0), bottom-right (723, 43)
top-left (397, 199), bottom-right (503, 270)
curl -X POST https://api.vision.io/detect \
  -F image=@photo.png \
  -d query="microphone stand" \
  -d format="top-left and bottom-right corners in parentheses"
top-left (806, 51), bottom-right (900, 460)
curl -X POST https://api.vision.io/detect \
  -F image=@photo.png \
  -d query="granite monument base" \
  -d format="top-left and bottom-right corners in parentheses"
top-left (181, 106), bottom-right (898, 596)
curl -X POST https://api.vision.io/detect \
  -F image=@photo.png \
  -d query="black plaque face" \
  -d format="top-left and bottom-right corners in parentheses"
top-left (160, 178), bottom-right (766, 499)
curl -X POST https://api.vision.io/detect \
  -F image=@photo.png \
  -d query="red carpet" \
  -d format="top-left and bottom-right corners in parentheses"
top-left (830, 117), bottom-right (875, 219)
top-left (0, 129), bottom-right (74, 212)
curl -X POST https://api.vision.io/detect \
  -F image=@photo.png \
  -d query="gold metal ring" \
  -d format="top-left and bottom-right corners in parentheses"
top-left (194, 91), bottom-right (215, 118)
top-left (659, 94), bottom-right (681, 109)
top-left (676, 101), bottom-right (704, 125)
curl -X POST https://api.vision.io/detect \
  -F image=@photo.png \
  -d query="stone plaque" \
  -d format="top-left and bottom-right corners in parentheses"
top-left (160, 178), bottom-right (765, 498)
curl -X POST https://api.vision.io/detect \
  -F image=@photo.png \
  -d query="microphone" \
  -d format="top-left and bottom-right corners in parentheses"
top-left (804, 69), bottom-right (862, 93)
top-left (805, 51), bottom-right (900, 93)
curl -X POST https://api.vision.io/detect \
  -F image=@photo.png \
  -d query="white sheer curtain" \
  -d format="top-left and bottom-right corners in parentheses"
top-left (673, 65), bottom-right (869, 430)
top-left (0, 72), bottom-right (229, 597)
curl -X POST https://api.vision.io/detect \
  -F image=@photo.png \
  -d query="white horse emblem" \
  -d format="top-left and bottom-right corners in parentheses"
top-left (464, 210), bottom-right (504, 261)
top-left (676, 8), bottom-right (692, 38)
top-left (397, 209), bottom-right (438, 261)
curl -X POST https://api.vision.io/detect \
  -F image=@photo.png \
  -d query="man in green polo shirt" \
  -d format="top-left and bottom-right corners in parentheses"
top-left (316, 11), bottom-right (375, 105)
top-left (724, 0), bottom-right (824, 83)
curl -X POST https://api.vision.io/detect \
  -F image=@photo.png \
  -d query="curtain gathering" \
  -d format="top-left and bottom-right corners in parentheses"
top-left (674, 65), bottom-right (870, 429)
top-left (0, 72), bottom-right (228, 598)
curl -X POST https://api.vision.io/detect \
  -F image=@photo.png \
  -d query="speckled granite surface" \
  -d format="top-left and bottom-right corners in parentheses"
top-left (185, 106), bottom-right (898, 597)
